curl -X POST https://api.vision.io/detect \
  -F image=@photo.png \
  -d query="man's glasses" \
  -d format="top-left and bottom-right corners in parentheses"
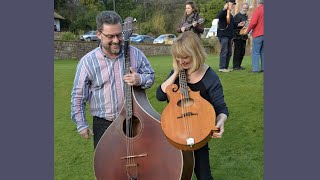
top-left (98, 30), bottom-right (123, 40)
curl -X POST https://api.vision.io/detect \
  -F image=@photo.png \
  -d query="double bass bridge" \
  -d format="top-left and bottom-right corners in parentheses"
top-left (120, 153), bottom-right (147, 160)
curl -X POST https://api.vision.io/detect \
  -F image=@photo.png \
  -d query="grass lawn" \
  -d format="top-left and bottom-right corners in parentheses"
top-left (54, 55), bottom-right (263, 180)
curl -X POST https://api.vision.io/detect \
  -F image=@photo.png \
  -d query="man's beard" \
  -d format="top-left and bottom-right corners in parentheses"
top-left (103, 41), bottom-right (122, 55)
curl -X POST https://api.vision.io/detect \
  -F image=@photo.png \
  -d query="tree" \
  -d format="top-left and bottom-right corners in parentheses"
top-left (54, 0), bottom-right (226, 35)
top-left (195, 0), bottom-right (225, 28)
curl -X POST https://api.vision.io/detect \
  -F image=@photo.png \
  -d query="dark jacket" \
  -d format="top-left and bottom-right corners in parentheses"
top-left (233, 12), bottom-right (248, 40)
top-left (176, 12), bottom-right (204, 37)
top-left (216, 9), bottom-right (239, 38)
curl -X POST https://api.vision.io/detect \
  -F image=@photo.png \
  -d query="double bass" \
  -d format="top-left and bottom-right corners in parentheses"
top-left (161, 70), bottom-right (219, 151)
top-left (94, 17), bottom-right (194, 180)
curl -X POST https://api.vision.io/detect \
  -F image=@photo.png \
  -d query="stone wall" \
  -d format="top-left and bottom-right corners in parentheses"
top-left (54, 40), bottom-right (216, 60)
top-left (54, 32), bottom-right (62, 40)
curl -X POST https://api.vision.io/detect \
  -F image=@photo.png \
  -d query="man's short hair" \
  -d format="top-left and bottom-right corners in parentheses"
top-left (96, 11), bottom-right (122, 31)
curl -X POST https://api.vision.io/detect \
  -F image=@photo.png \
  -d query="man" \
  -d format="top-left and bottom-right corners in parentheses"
top-left (245, 0), bottom-right (264, 72)
top-left (216, 0), bottom-right (245, 73)
top-left (233, 3), bottom-right (249, 70)
top-left (71, 11), bottom-right (155, 149)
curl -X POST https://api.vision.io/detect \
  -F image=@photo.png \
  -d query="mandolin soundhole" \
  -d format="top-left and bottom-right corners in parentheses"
top-left (122, 116), bottom-right (142, 138)
top-left (177, 98), bottom-right (194, 107)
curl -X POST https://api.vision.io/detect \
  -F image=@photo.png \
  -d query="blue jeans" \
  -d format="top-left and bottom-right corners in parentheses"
top-left (219, 37), bottom-right (233, 69)
top-left (252, 35), bottom-right (264, 72)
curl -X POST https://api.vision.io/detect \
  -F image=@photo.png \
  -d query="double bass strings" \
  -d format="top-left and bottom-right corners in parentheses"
top-left (123, 18), bottom-right (137, 178)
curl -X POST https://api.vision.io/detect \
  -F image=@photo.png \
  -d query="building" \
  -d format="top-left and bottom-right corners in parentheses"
top-left (54, 12), bottom-right (65, 32)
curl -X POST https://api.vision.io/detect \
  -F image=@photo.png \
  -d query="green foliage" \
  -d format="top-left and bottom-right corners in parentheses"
top-left (139, 21), bottom-right (153, 35)
top-left (79, 0), bottom-right (100, 7)
top-left (138, 11), bottom-right (166, 37)
top-left (196, 0), bottom-right (226, 28)
top-left (54, 0), bottom-right (233, 39)
top-left (201, 37), bottom-right (221, 54)
top-left (77, 29), bottom-right (85, 36)
top-left (60, 31), bottom-right (78, 41)
top-left (54, 55), bottom-right (263, 180)
top-left (56, 0), bottom-right (103, 33)
top-left (113, 0), bottom-right (139, 20)
top-left (151, 12), bottom-right (166, 36)
top-left (128, 5), bottom-right (145, 22)
top-left (201, 37), bottom-right (218, 47)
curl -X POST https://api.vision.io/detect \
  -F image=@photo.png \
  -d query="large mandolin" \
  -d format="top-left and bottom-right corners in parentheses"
top-left (161, 70), bottom-right (219, 151)
top-left (94, 17), bottom-right (194, 180)
top-left (239, 19), bottom-right (251, 35)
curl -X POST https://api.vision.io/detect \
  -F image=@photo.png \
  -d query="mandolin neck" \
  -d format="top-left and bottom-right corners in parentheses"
top-left (178, 70), bottom-right (189, 99)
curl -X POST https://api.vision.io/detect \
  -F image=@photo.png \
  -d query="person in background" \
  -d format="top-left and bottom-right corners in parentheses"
top-left (176, 0), bottom-right (204, 38)
top-left (244, 0), bottom-right (264, 73)
top-left (156, 31), bottom-right (229, 180)
top-left (71, 11), bottom-right (155, 149)
top-left (233, 3), bottom-right (249, 70)
top-left (216, 0), bottom-right (245, 73)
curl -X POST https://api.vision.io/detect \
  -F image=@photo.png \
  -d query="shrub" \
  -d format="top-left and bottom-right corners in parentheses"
top-left (201, 37), bottom-right (220, 53)
top-left (61, 32), bottom-right (78, 41)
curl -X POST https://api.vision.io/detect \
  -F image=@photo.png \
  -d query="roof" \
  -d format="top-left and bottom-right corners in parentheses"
top-left (54, 12), bottom-right (65, 20)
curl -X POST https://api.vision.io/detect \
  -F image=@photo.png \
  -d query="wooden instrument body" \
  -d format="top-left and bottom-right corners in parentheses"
top-left (161, 84), bottom-right (218, 151)
top-left (239, 19), bottom-right (251, 35)
top-left (94, 86), bottom-right (194, 180)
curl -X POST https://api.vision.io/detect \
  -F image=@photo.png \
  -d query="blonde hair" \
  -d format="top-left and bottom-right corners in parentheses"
top-left (171, 31), bottom-right (207, 73)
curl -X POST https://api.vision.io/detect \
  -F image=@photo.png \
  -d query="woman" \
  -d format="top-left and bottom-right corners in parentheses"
top-left (156, 31), bottom-right (229, 180)
top-left (176, 0), bottom-right (204, 37)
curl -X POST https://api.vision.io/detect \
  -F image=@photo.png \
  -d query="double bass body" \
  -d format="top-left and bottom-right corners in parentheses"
top-left (94, 86), bottom-right (194, 180)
